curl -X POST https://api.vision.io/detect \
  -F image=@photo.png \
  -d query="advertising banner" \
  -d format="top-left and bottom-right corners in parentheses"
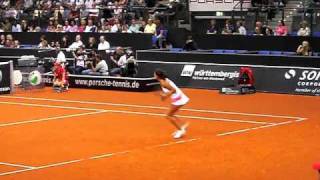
top-left (189, 0), bottom-right (251, 12)
top-left (0, 62), bottom-right (12, 94)
top-left (137, 61), bottom-right (320, 96)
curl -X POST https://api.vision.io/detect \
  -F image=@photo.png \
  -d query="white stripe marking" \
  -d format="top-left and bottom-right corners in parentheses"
top-left (0, 139), bottom-right (198, 176)
top-left (0, 101), bottom-right (105, 112)
top-left (0, 162), bottom-right (35, 169)
top-left (0, 111), bottom-right (107, 128)
top-left (216, 120), bottom-right (297, 137)
top-left (0, 96), bottom-right (303, 119)
top-left (107, 109), bottom-right (274, 125)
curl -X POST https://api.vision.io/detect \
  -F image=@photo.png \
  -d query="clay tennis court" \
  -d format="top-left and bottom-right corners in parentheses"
top-left (0, 88), bottom-right (319, 180)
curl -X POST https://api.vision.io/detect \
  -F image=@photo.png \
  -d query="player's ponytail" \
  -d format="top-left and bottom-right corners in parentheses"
top-left (154, 69), bottom-right (167, 80)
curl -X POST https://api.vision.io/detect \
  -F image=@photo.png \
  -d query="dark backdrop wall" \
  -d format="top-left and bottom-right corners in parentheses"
top-left (0, 32), bottom-right (153, 50)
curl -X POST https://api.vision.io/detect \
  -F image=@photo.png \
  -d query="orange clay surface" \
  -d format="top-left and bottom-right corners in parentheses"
top-left (0, 88), bottom-right (319, 180)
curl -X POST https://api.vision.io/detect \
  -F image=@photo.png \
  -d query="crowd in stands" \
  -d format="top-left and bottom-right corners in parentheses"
top-left (206, 19), bottom-right (312, 37)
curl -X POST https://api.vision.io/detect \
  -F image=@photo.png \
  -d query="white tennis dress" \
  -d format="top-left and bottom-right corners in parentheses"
top-left (162, 78), bottom-right (189, 106)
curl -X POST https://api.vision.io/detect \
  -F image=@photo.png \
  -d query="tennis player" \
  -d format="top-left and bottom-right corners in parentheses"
top-left (154, 69), bottom-right (189, 139)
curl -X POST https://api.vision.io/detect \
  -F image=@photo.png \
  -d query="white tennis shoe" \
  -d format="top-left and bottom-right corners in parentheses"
top-left (173, 129), bottom-right (186, 139)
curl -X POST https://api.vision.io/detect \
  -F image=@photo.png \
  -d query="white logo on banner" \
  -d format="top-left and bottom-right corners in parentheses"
top-left (284, 69), bottom-right (296, 80)
top-left (181, 65), bottom-right (196, 77)
top-left (0, 70), bottom-right (2, 83)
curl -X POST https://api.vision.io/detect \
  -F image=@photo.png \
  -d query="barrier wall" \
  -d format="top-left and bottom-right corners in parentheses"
top-left (0, 32), bottom-right (153, 50)
top-left (137, 50), bottom-right (320, 68)
top-left (137, 60), bottom-right (320, 96)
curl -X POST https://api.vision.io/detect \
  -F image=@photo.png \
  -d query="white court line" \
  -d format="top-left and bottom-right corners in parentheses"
top-left (107, 109), bottom-right (274, 125)
top-left (0, 139), bottom-right (199, 176)
top-left (216, 119), bottom-right (307, 137)
top-left (0, 101), bottom-right (105, 112)
top-left (0, 162), bottom-right (35, 169)
top-left (0, 96), bottom-right (303, 119)
top-left (0, 111), bottom-right (107, 128)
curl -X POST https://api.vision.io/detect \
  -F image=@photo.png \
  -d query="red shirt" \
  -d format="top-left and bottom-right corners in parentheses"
top-left (54, 65), bottom-right (65, 80)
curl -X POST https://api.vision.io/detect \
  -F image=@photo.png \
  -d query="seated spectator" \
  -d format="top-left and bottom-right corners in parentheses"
top-left (85, 19), bottom-right (97, 32)
top-left (110, 47), bottom-right (126, 76)
top-left (46, 20), bottom-right (56, 32)
top-left (21, 20), bottom-right (28, 32)
top-left (13, 40), bottom-right (20, 48)
top-left (234, 20), bottom-right (247, 35)
top-left (0, 35), bottom-right (6, 46)
top-left (221, 20), bottom-right (234, 35)
top-left (99, 24), bottom-right (111, 32)
top-left (87, 36), bottom-right (98, 49)
top-left (1, 19), bottom-right (12, 32)
top-left (60, 35), bottom-right (70, 48)
top-left (183, 35), bottom-right (198, 51)
top-left (56, 24), bottom-right (64, 32)
top-left (121, 24), bottom-right (132, 33)
top-left (69, 46), bottom-right (87, 74)
top-left (144, 19), bottom-right (156, 34)
top-left (253, 21), bottom-right (264, 36)
top-left (63, 20), bottom-right (72, 32)
top-left (206, 19), bottom-right (218, 34)
top-left (296, 41), bottom-right (312, 56)
top-left (69, 34), bottom-right (84, 49)
top-left (82, 55), bottom-right (109, 75)
top-left (155, 19), bottom-right (167, 48)
top-left (12, 21), bottom-right (22, 32)
top-left (265, 26), bottom-right (274, 36)
top-left (110, 19), bottom-right (121, 33)
top-left (69, 20), bottom-right (78, 32)
top-left (129, 19), bottom-right (141, 33)
top-left (275, 20), bottom-right (288, 36)
top-left (297, 21), bottom-right (310, 36)
top-left (38, 35), bottom-right (50, 48)
top-left (78, 19), bottom-right (86, 32)
top-left (97, 36), bottom-right (110, 51)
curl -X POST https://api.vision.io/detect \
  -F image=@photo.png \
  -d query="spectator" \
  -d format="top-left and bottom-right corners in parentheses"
top-left (297, 21), bottom-right (310, 36)
top-left (234, 20), bottom-right (246, 35)
top-left (0, 35), bottom-right (5, 46)
top-left (129, 19), bottom-right (141, 33)
top-left (265, 26), bottom-right (274, 36)
top-left (60, 35), bottom-right (70, 48)
top-left (221, 20), bottom-right (234, 35)
top-left (56, 24), bottom-right (64, 32)
top-left (69, 20), bottom-right (78, 32)
top-left (63, 20), bottom-right (72, 32)
top-left (144, 19), bottom-right (156, 34)
top-left (121, 24), bottom-right (132, 33)
top-left (13, 40), bottom-right (20, 48)
top-left (275, 20), bottom-right (288, 36)
top-left (87, 36), bottom-right (98, 49)
top-left (110, 19), bottom-right (121, 33)
top-left (70, 46), bottom-right (87, 74)
top-left (2, 19), bottom-right (12, 32)
top-left (296, 41), bottom-right (312, 56)
top-left (110, 46), bottom-right (126, 76)
top-left (47, 20), bottom-right (56, 32)
top-left (97, 35), bottom-right (110, 50)
top-left (207, 19), bottom-right (218, 34)
top-left (78, 19), bottom-right (86, 32)
top-left (12, 20), bottom-right (22, 32)
top-left (183, 35), bottom-right (198, 51)
top-left (84, 18), bottom-right (97, 32)
top-left (69, 34), bottom-right (84, 49)
top-left (82, 54), bottom-right (109, 75)
top-left (99, 24), bottom-right (111, 32)
top-left (38, 36), bottom-right (50, 48)
top-left (155, 19), bottom-right (167, 48)
top-left (21, 20), bottom-right (28, 32)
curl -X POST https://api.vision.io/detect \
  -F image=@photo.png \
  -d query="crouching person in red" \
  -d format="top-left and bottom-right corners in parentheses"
top-left (53, 62), bottom-right (69, 92)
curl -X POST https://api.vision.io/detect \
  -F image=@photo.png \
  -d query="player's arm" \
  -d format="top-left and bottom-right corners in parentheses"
top-left (160, 81), bottom-right (176, 100)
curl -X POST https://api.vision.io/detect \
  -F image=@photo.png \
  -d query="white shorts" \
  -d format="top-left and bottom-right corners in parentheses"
top-left (171, 95), bottom-right (189, 106)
